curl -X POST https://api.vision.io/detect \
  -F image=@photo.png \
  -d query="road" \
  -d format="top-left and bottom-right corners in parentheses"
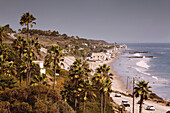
top-left (110, 92), bottom-right (170, 113)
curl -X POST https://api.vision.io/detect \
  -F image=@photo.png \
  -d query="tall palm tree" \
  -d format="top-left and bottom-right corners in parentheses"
top-left (69, 59), bottom-right (91, 113)
top-left (20, 12), bottom-right (36, 40)
top-left (44, 45), bottom-right (64, 89)
top-left (134, 80), bottom-right (152, 113)
top-left (103, 79), bottom-right (112, 113)
top-left (95, 64), bottom-right (113, 113)
top-left (12, 36), bottom-right (26, 86)
top-left (82, 80), bottom-right (96, 113)
top-left (23, 37), bottom-right (41, 85)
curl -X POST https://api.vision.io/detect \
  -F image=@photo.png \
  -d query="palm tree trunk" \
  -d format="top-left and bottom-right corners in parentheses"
top-left (101, 92), bottom-right (103, 113)
top-left (53, 57), bottom-right (56, 89)
top-left (26, 64), bottom-right (29, 86)
top-left (28, 71), bottom-right (31, 85)
top-left (104, 93), bottom-right (107, 113)
top-left (83, 100), bottom-right (86, 113)
top-left (139, 95), bottom-right (143, 113)
top-left (19, 50), bottom-right (22, 86)
top-left (27, 24), bottom-right (29, 40)
top-left (26, 70), bottom-right (29, 86)
top-left (75, 81), bottom-right (78, 113)
top-left (19, 70), bottom-right (22, 86)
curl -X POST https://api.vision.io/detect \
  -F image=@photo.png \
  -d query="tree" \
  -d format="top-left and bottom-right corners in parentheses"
top-left (0, 43), bottom-right (9, 75)
top-left (12, 36), bottom-right (27, 86)
top-left (0, 26), bottom-right (6, 43)
top-left (81, 80), bottom-right (96, 113)
top-left (20, 12), bottom-right (36, 40)
top-left (18, 29), bottom-right (21, 33)
top-left (30, 73), bottom-right (47, 86)
top-left (67, 59), bottom-right (91, 112)
top-left (95, 64), bottom-right (113, 113)
top-left (134, 80), bottom-right (152, 113)
top-left (0, 74), bottom-right (18, 91)
top-left (44, 45), bottom-right (64, 89)
top-left (23, 37), bottom-right (41, 85)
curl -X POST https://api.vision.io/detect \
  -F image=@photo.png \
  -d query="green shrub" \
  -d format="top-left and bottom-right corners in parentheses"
top-left (27, 95), bottom-right (37, 106)
top-left (0, 85), bottom-right (73, 113)
top-left (10, 101), bottom-right (32, 113)
top-left (0, 75), bottom-right (18, 91)
top-left (54, 101), bottom-right (74, 113)
top-left (33, 100), bottom-right (47, 113)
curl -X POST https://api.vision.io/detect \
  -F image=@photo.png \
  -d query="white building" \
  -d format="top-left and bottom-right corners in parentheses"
top-left (91, 52), bottom-right (107, 61)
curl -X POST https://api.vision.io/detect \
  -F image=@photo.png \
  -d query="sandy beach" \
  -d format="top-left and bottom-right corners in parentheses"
top-left (88, 56), bottom-right (170, 113)
top-left (88, 55), bottom-right (127, 93)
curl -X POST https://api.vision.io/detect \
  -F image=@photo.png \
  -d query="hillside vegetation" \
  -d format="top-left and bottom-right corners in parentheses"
top-left (0, 12), bottom-right (124, 113)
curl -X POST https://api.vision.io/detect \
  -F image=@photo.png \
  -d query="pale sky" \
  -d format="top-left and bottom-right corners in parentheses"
top-left (1, 0), bottom-right (170, 43)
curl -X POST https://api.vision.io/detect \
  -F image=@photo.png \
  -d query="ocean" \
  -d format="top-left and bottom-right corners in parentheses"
top-left (112, 43), bottom-right (170, 101)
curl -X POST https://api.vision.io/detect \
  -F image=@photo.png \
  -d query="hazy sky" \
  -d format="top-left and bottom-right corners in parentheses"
top-left (1, 0), bottom-right (170, 43)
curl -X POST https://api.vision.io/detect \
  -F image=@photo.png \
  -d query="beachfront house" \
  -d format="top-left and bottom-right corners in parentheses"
top-left (106, 49), bottom-right (116, 58)
top-left (91, 52), bottom-right (107, 61)
top-left (33, 61), bottom-right (46, 75)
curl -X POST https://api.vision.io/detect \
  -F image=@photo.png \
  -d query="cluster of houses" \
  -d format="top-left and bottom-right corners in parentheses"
top-left (35, 44), bottom-right (127, 75)
top-left (86, 44), bottom-right (127, 61)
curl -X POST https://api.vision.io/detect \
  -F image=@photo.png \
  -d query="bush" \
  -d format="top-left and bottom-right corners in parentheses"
top-left (33, 101), bottom-right (47, 113)
top-left (10, 101), bottom-right (32, 113)
top-left (0, 75), bottom-right (18, 91)
top-left (54, 101), bottom-right (74, 113)
top-left (0, 101), bottom-right (10, 113)
top-left (0, 85), bottom-right (73, 113)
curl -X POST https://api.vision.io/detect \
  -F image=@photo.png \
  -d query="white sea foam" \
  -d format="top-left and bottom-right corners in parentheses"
top-left (134, 53), bottom-right (141, 56)
top-left (152, 76), bottom-right (158, 80)
top-left (136, 60), bottom-right (150, 69)
top-left (135, 67), bottom-right (151, 75)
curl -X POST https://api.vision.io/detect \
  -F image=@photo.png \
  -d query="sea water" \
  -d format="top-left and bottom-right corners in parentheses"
top-left (113, 43), bottom-right (170, 101)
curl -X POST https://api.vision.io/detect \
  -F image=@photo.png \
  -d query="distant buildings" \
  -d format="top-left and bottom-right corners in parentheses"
top-left (116, 44), bottom-right (127, 49)
top-left (89, 44), bottom-right (127, 61)
top-left (91, 52), bottom-right (106, 61)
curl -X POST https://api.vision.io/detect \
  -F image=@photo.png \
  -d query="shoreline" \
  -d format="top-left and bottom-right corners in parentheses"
top-left (108, 53), bottom-right (170, 106)
top-left (108, 56), bottom-right (128, 94)
top-left (88, 53), bottom-right (128, 94)
top-left (88, 53), bottom-right (170, 107)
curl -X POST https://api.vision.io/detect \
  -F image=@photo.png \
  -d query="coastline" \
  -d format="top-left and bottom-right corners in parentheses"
top-left (86, 52), bottom-right (170, 112)
top-left (88, 53), bottom-right (128, 94)
top-left (108, 55), bottom-right (128, 94)
top-left (108, 53), bottom-right (170, 106)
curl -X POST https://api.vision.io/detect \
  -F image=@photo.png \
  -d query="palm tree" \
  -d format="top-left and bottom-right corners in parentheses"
top-left (12, 36), bottom-right (26, 86)
top-left (69, 59), bottom-right (91, 113)
top-left (95, 64), bottom-right (113, 113)
top-left (44, 45), bottom-right (64, 89)
top-left (0, 43), bottom-right (9, 75)
top-left (82, 80), bottom-right (96, 113)
top-left (134, 80), bottom-right (152, 113)
top-left (92, 73), bottom-right (105, 113)
top-left (20, 12), bottom-right (36, 40)
top-left (23, 37), bottom-right (41, 85)
top-left (103, 79), bottom-right (112, 113)
top-left (30, 73), bottom-right (47, 86)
